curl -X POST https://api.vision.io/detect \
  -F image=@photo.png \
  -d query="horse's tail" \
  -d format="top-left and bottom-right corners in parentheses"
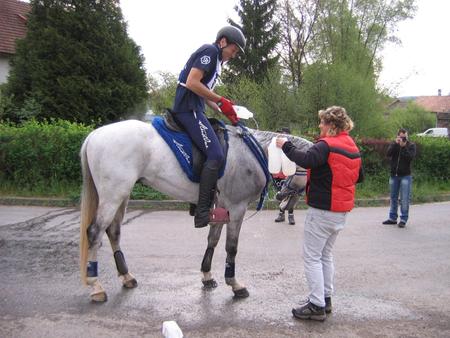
top-left (79, 134), bottom-right (98, 285)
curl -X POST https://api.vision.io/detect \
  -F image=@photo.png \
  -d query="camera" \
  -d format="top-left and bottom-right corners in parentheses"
top-left (400, 136), bottom-right (407, 142)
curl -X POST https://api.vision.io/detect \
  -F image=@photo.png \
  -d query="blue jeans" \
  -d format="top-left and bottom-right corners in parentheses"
top-left (389, 175), bottom-right (412, 223)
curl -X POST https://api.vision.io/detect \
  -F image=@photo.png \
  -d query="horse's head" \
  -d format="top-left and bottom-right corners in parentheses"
top-left (275, 167), bottom-right (307, 212)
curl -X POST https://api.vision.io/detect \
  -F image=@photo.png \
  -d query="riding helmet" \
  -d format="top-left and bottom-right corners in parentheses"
top-left (216, 26), bottom-right (246, 53)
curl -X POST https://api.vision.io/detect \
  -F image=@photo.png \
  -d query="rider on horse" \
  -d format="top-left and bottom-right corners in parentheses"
top-left (172, 26), bottom-right (246, 228)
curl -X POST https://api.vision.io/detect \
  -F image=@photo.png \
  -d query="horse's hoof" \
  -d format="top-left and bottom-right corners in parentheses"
top-left (123, 278), bottom-right (138, 289)
top-left (233, 287), bottom-right (249, 298)
top-left (202, 279), bottom-right (218, 289)
top-left (90, 291), bottom-right (107, 303)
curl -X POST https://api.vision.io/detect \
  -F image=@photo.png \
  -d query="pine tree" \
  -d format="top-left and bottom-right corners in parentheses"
top-left (226, 0), bottom-right (280, 84)
top-left (5, 0), bottom-right (148, 124)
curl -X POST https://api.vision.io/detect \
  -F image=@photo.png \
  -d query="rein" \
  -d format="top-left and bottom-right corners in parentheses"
top-left (236, 122), bottom-right (272, 211)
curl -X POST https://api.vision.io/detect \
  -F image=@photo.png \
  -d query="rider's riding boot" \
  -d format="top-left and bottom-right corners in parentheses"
top-left (194, 161), bottom-right (220, 228)
top-left (275, 210), bottom-right (285, 223)
top-left (288, 212), bottom-right (295, 225)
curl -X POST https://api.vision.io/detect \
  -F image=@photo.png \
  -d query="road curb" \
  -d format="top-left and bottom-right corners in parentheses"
top-left (1, 194), bottom-right (450, 209)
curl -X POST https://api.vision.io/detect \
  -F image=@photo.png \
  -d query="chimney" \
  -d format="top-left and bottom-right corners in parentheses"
top-left (438, 89), bottom-right (442, 96)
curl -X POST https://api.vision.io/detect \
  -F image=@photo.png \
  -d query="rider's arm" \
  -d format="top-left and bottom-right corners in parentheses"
top-left (205, 99), bottom-right (221, 112)
top-left (186, 68), bottom-right (221, 103)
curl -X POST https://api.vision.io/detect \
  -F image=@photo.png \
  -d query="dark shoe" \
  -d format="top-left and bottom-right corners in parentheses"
top-left (292, 302), bottom-right (326, 321)
top-left (382, 219), bottom-right (397, 225)
top-left (194, 162), bottom-right (220, 228)
top-left (298, 297), bottom-right (332, 314)
top-left (288, 213), bottom-right (295, 225)
top-left (274, 212), bottom-right (285, 223)
top-left (398, 221), bottom-right (406, 228)
top-left (325, 297), bottom-right (332, 314)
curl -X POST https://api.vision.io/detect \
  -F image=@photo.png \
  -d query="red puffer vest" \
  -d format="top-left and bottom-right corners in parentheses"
top-left (307, 132), bottom-right (361, 212)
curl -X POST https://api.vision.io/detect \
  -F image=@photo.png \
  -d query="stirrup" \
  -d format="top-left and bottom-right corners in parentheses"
top-left (209, 207), bottom-right (230, 225)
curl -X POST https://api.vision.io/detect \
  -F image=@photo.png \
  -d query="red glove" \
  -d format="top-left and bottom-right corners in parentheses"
top-left (217, 97), bottom-right (239, 125)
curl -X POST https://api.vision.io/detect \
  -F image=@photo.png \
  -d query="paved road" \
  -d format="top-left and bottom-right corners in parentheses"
top-left (0, 202), bottom-right (449, 337)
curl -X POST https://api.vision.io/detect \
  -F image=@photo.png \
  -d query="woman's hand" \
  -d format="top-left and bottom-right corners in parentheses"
top-left (276, 137), bottom-right (288, 148)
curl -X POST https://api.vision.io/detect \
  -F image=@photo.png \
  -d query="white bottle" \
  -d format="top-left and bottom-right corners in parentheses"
top-left (233, 105), bottom-right (254, 119)
top-left (162, 321), bottom-right (183, 338)
top-left (268, 137), bottom-right (282, 174)
top-left (281, 150), bottom-right (296, 176)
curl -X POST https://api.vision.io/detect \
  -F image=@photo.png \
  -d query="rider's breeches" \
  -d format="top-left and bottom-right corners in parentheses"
top-left (303, 207), bottom-right (347, 307)
top-left (173, 110), bottom-right (224, 164)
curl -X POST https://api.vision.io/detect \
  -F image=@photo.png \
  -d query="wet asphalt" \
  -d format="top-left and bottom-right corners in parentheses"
top-left (0, 202), bottom-right (449, 337)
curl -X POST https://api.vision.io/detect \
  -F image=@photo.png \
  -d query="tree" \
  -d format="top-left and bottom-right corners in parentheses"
top-left (4, 0), bottom-right (148, 124)
top-left (147, 72), bottom-right (177, 115)
top-left (277, 0), bottom-right (321, 88)
top-left (226, 0), bottom-right (280, 84)
top-left (313, 0), bottom-right (417, 78)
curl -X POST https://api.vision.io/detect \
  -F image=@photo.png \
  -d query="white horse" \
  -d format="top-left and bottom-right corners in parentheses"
top-left (79, 119), bottom-right (311, 302)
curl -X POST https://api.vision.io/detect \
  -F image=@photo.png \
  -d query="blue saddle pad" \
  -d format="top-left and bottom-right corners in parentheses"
top-left (152, 116), bottom-right (226, 183)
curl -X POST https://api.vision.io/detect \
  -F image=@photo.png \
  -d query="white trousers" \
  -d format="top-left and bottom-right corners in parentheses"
top-left (303, 207), bottom-right (347, 307)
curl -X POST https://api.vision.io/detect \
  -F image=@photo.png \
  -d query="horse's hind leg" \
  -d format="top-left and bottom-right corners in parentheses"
top-left (86, 200), bottom-right (123, 302)
top-left (201, 224), bottom-right (224, 289)
top-left (106, 198), bottom-right (137, 289)
top-left (225, 212), bottom-right (249, 298)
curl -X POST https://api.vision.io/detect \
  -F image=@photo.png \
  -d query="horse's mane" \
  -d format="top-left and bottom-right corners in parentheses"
top-left (244, 128), bottom-right (313, 152)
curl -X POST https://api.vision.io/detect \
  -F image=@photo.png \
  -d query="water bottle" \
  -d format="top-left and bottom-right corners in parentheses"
top-left (162, 321), bottom-right (183, 338)
top-left (233, 105), bottom-right (254, 119)
top-left (281, 151), bottom-right (296, 176)
top-left (268, 137), bottom-right (282, 174)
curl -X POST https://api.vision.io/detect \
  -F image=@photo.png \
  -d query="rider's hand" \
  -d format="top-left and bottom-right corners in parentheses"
top-left (217, 97), bottom-right (239, 125)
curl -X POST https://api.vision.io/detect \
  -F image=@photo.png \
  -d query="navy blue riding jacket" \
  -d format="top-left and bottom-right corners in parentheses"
top-left (171, 43), bottom-right (224, 164)
top-left (173, 43), bottom-right (222, 113)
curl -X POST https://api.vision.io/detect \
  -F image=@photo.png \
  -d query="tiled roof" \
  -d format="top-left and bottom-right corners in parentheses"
top-left (415, 96), bottom-right (450, 113)
top-left (0, 0), bottom-right (31, 55)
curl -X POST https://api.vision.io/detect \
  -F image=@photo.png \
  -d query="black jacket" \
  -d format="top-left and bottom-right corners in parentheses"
top-left (387, 141), bottom-right (416, 176)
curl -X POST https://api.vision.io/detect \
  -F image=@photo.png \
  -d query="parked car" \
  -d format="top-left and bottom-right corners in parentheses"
top-left (417, 127), bottom-right (449, 137)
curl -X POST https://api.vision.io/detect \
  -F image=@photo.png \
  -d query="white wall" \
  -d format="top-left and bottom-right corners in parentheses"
top-left (0, 55), bottom-right (11, 84)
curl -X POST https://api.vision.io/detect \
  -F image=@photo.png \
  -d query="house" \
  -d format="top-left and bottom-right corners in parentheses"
top-left (0, 0), bottom-right (31, 84)
top-left (387, 91), bottom-right (450, 128)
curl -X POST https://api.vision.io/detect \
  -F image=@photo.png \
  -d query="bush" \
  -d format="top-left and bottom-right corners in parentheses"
top-left (0, 119), bottom-right (92, 188)
top-left (386, 103), bottom-right (435, 136)
top-left (358, 136), bottom-right (450, 181)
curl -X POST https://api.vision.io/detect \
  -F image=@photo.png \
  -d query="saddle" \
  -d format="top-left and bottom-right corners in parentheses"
top-left (163, 108), bottom-right (228, 180)
top-left (158, 109), bottom-right (230, 224)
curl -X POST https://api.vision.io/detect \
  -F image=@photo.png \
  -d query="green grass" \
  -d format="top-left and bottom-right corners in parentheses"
top-left (0, 179), bottom-right (169, 201)
top-left (1, 177), bottom-right (449, 202)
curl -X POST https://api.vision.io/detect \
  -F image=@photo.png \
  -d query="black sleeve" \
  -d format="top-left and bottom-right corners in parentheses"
top-left (386, 142), bottom-right (399, 157)
top-left (357, 164), bottom-right (365, 183)
top-left (402, 142), bottom-right (416, 160)
top-left (281, 140), bottom-right (329, 169)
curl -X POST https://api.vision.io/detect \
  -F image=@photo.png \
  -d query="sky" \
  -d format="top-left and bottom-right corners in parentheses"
top-left (120, 0), bottom-right (449, 97)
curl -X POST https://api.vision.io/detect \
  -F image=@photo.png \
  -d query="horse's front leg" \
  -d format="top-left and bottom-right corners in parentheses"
top-left (201, 224), bottom-right (224, 289)
top-left (225, 214), bottom-right (249, 298)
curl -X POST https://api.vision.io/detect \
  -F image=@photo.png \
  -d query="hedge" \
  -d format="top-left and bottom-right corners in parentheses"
top-left (0, 119), bottom-right (92, 187)
top-left (1, 120), bottom-right (449, 190)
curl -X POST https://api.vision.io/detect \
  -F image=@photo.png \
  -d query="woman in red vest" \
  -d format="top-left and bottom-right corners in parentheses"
top-left (276, 106), bottom-right (364, 321)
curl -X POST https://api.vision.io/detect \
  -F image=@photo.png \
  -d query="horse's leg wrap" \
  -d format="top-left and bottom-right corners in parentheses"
top-left (225, 261), bottom-right (235, 278)
top-left (86, 261), bottom-right (98, 285)
top-left (114, 250), bottom-right (128, 275)
top-left (87, 261), bottom-right (98, 277)
top-left (201, 247), bottom-right (214, 273)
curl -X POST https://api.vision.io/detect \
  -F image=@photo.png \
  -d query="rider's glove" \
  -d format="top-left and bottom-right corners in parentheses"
top-left (217, 97), bottom-right (239, 125)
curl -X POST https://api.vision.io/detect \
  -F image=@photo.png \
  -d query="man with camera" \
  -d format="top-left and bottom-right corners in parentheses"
top-left (382, 128), bottom-right (416, 228)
